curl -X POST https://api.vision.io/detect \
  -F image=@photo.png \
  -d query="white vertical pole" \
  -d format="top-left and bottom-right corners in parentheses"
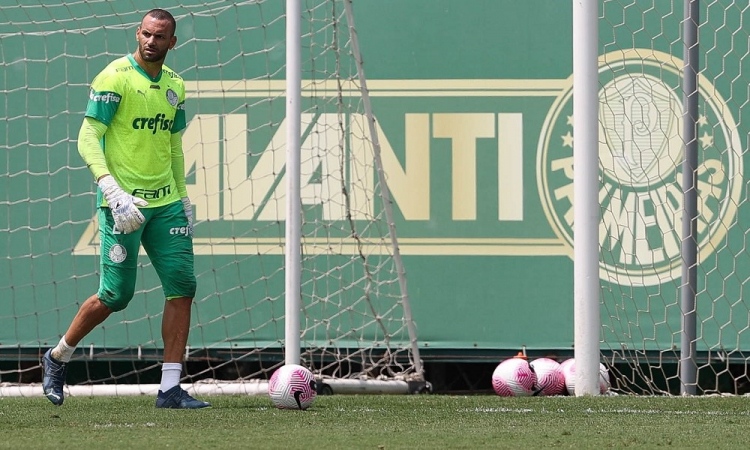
top-left (573, 0), bottom-right (601, 396)
top-left (285, 0), bottom-right (302, 365)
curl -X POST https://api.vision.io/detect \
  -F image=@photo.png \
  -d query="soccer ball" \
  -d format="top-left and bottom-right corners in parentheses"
top-left (529, 357), bottom-right (565, 396)
top-left (491, 357), bottom-right (537, 396)
top-left (268, 364), bottom-right (317, 410)
top-left (559, 358), bottom-right (610, 395)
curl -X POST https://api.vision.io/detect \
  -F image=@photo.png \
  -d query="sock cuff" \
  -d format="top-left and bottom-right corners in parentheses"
top-left (53, 336), bottom-right (77, 363)
top-left (60, 336), bottom-right (74, 351)
top-left (162, 362), bottom-right (182, 372)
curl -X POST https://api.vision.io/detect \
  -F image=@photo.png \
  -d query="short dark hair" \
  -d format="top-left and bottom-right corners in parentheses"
top-left (143, 9), bottom-right (176, 36)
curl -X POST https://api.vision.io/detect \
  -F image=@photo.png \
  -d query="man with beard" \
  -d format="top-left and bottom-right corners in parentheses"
top-left (41, 9), bottom-right (209, 409)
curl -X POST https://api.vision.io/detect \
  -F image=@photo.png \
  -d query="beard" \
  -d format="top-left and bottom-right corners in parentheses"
top-left (138, 43), bottom-right (167, 63)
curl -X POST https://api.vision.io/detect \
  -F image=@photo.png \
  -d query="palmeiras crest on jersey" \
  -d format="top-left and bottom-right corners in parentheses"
top-left (537, 49), bottom-right (742, 286)
top-left (166, 89), bottom-right (179, 107)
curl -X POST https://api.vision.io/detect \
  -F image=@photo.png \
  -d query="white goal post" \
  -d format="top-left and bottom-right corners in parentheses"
top-left (0, 0), bottom-right (428, 397)
top-left (572, 0), bottom-right (602, 397)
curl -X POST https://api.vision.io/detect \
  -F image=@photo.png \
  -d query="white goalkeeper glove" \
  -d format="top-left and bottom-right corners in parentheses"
top-left (98, 174), bottom-right (148, 234)
top-left (181, 197), bottom-right (193, 237)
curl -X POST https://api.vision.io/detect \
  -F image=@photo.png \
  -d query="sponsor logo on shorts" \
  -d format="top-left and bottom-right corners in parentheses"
top-left (109, 244), bottom-right (127, 263)
top-left (169, 226), bottom-right (191, 236)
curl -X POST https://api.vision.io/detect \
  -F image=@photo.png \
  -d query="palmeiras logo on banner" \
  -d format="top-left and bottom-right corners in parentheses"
top-left (538, 49), bottom-right (743, 287)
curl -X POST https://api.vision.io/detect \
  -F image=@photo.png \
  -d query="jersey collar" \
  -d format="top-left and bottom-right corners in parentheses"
top-left (128, 54), bottom-right (163, 83)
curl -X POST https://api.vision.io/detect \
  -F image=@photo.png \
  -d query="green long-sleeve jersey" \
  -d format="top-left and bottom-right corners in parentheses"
top-left (80, 54), bottom-right (187, 207)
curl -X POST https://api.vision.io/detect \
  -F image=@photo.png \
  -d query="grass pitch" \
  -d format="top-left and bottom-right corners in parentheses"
top-left (2, 394), bottom-right (750, 449)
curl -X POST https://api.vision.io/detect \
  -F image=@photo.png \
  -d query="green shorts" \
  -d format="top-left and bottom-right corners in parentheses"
top-left (97, 200), bottom-right (197, 311)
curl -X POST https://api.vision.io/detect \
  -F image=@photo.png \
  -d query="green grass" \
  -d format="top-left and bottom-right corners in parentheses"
top-left (2, 394), bottom-right (750, 449)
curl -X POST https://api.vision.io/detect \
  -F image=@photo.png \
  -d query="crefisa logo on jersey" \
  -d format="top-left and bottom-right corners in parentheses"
top-left (89, 89), bottom-right (121, 104)
top-left (538, 49), bottom-right (742, 287)
top-left (166, 89), bottom-right (179, 107)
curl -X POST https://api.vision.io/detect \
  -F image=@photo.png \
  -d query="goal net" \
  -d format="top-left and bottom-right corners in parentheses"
top-left (590, 1), bottom-right (749, 394)
top-left (0, 0), bottom-right (425, 397)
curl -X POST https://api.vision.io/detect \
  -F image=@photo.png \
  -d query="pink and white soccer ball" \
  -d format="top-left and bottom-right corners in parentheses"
top-left (268, 364), bottom-right (317, 410)
top-left (491, 357), bottom-right (537, 396)
top-left (529, 357), bottom-right (566, 396)
top-left (559, 358), bottom-right (610, 395)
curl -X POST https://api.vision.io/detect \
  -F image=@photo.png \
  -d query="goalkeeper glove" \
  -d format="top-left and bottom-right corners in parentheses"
top-left (98, 174), bottom-right (148, 234)
top-left (181, 197), bottom-right (193, 237)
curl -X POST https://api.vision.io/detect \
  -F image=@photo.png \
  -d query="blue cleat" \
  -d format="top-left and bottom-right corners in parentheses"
top-left (42, 349), bottom-right (67, 406)
top-left (155, 385), bottom-right (211, 409)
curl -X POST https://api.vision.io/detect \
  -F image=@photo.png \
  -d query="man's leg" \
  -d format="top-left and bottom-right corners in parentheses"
top-left (43, 294), bottom-right (113, 405)
top-left (159, 297), bottom-right (193, 392)
top-left (162, 296), bottom-right (192, 363)
top-left (61, 294), bottom-right (113, 348)
top-left (43, 207), bottom-right (142, 406)
top-left (154, 296), bottom-right (208, 409)
top-left (160, 296), bottom-right (192, 392)
top-left (142, 201), bottom-right (207, 408)
top-left (156, 297), bottom-right (211, 409)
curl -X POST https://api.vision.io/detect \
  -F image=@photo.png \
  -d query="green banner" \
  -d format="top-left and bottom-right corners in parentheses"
top-left (2, 1), bottom-right (750, 357)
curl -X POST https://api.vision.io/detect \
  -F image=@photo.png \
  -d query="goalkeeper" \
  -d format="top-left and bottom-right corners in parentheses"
top-left (41, 9), bottom-right (209, 409)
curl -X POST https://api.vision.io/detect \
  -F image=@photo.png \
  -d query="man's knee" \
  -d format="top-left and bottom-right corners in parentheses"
top-left (165, 273), bottom-right (196, 300)
top-left (97, 262), bottom-right (138, 312)
top-left (97, 284), bottom-right (135, 312)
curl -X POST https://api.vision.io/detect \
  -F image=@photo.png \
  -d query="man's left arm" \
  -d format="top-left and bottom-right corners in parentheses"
top-left (171, 132), bottom-right (192, 234)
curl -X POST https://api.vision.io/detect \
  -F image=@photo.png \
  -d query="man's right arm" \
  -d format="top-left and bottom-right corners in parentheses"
top-left (77, 116), bottom-right (109, 181)
top-left (77, 116), bottom-right (148, 233)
